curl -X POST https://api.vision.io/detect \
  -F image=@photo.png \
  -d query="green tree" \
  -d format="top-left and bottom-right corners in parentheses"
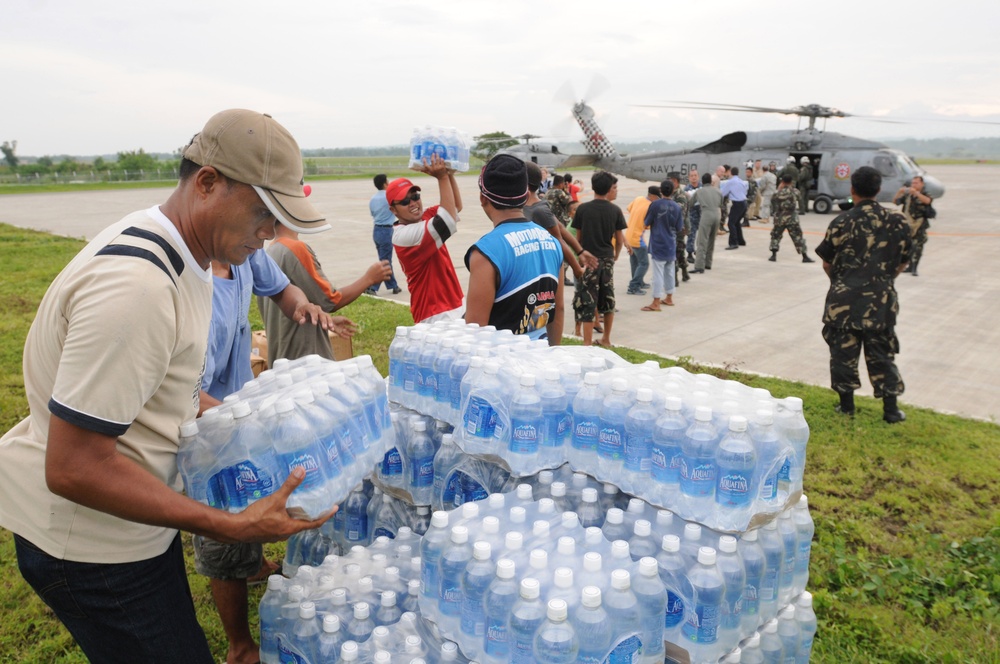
top-left (115, 148), bottom-right (159, 175)
top-left (472, 132), bottom-right (518, 160)
top-left (93, 156), bottom-right (106, 170)
top-left (1, 141), bottom-right (17, 169)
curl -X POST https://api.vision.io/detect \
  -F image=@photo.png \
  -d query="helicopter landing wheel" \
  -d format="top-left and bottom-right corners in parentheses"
top-left (813, 196), bottom-right (833, 214)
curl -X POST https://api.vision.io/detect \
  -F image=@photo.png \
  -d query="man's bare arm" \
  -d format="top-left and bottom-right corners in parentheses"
top-left (464, 249), bottom-right (497, 326)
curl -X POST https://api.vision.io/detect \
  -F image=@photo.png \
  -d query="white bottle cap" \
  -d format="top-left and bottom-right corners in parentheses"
top-left (358, 577), bottom-right (374, 594)
top-left (517, 484), bottom-right (534, 500)
top-left (381, 591), bottom-right (396, 607)
top-left (665, 396), bottom-right (683, 411)
top-left (562, 512), bottom-right (579, 529)
top-left (230, 400), bottom-right (251, 419)
top-left (797, 591), bottom-right (813, 607)
top-left (573, 473), bottom-right (587, 487)
top-left (538, 498), bottom-right (555, 513)
top-left (496, 558), bottom-right (516, 579)
top-left (721, 648), bottom-right (741, 663)
top-left (266, 575), bottom-right (284, 591)
top-left (509, 506), bottom-right (526, 523)
top-left (386, 564), bottom-right (403, 579)
top-left (451, 526), bottom-right (469, 543)
top-left (488, 493), bottom-right (505, 509)
top-left (372, 626), bottom-right (389, 642)
top-left (484, 361), bottom-right (500, 375)
top-left (520, 373), bottom-right (536, 387)
top-left (581, 585), bottom-right (602, 608)
top-left (755, 408), bottom-right (774, 425)
top-left (353, 602), bottom-right (370, 619)
top-left (697, 546), bottom-right (717, 566)
top-left (633, 519), bottom-right (651, 537)
top-left (179, 420), bottom-right (199, 437)
top-left (413, 420), bottom-right (427, 432)
top-left (612, 378), bottom-right (628, 392)
top-left (554, 567), bottom-right (573, 589)
top-left (538, 470), bottom-right (554, 484)
top-left (636, 387), bottom-right (653, 403)
top-left (441, 642), bottom-right (458, 661)
top-left (787, 396), bottom-right (804, 411)
top-left (584, 371), bottom-right (601, 386)
top-left (340, 641), bottom-right (359, 661)
top-left (373, 651), bottom-right (391, 664)
top-left (505, 531), bottom-right (523, 550)
top-left (583, 552), bottom-right (602, 573)
top-left (462, 502), bottom-right (480, 520)
top-left (763, 619), bottom-right (778, 634)
top-left (695, 406), bottom-right (713, 422)
top-left (729, 415), bottom-right (748, 432)
top-left (628, 498), bottom-right (644, 514)
top-left (331, 587), bottom-right (346, 604)
top-left (742, 529), bottom-right (758, 542)
top-left (611, 540), bottom-right (630, 559)
top-left (550, 481), bottom-right (566, 497)
top-left (287, 584), bottom-right (305, 602)
top-left (323, 614), bottom-right (340, 632)
top-left (405, 635), bottom-right (422, 653)
top-left (661, 534), bottom-right (680, 553)
top-left (639, 557), bottom-right (658, 576)
top-left (520, 578), bottom-right (540, 599)
top-left (611, 569), bottom-right (631, 590)
top-left (764, 519), bottom-right (778, 531)
top-left (606, 508), bottom-right (623, 524)
top-left (582, 488), bottom-right (598, 503)
top-left (299, 601), bottom-right (316, 619)
top-left (798, 495), bottom-right (810, 509)
top-left (483, 516), bottom-right (500, 534)
top-left (530, 549), bottom-right (548, 570)
top-left (603, 482), bottom-right (618, 495)
top-left (585, 527), bottom-right (603, 545)
top-left (684, 523), bottom-right (702, 540)
top-left (442, 433), bottom-right (454, 446)
top-left (547, 598), bottom-right (568, 621)
top-left (408, 579), bottom-right (421, 594)
top-left (745, 632), bottom-right (761, 647)
top-left (780, 605), bottom-right (797, 620)
top-left (533, 520), bottom-right (550, 538)
top-left (719, 535), bottom-right (738, 553)
top-left (473, 541), bottom-right (491, 560)
top-left (558, 536), bottom-right (575, 556)
top-left (656, 509), bottom-right (674, 528)
top-left (274, 398), bottom-right (294, 414)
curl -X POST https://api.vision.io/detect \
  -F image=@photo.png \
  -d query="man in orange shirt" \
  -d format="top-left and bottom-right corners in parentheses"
top-left (624, 185), bottom-right (661, 295)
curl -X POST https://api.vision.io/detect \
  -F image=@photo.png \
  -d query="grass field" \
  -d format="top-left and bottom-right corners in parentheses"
top-left (0, 222), bottom-right (998, 663)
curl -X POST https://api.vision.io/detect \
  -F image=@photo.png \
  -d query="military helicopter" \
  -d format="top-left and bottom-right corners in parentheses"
top-left (492, 133), bottom-right (574, 170)
top-left (557, 100), bottom-right (946, 213)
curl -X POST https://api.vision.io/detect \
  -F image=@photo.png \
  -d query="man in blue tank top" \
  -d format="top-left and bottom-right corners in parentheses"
top-left (465, 154), bottom-right (564, 342)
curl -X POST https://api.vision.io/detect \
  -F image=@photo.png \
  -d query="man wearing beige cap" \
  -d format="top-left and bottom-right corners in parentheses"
top-left (0, 109), bottom-right (334, 663)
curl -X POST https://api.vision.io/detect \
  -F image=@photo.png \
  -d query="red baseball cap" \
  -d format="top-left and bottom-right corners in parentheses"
top-left (385, 178), bottom-right (421, 206)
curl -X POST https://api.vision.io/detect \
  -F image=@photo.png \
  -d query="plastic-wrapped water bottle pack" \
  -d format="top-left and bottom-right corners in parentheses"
top-left (408, 125), bottom-right (473, 173)
top-left (177, 354), bottom-right (394, 520)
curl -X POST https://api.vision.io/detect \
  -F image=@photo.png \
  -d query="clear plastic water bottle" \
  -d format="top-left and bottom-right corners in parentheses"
top-left (433, 337), bottom-right (457, 418)
top-left (598, 378), bottom-right (631, 484)
top-left (346, 601), bottom-right (375, 644)
top-left (600, 482), bottom-right (620, 513)
top-left (717, 535), bottom-right (747, 651)
top-left (343, 483), bottom-right (370, 547)
top-left (578, 552), bottom-right (606, 595)
top-left (416, 332), bottom-right (440, 408)
top-left (438, 526), bottom-right (473, 626)
top-left (759, 619), bottom-right (784, 664)
top-left (622, 387), bottom-right (657, 490)
top-left (401, 578), bottom-right (421, 614)
top-left (682, 546), bottom-right (725, 663)
top-left (272, 398), bottom-right (333, 519)
top-left (406, 420), bottom-right (435, 505)
top-left (650, 396), bottom-right (686, 504)
top-left (680, 522), bottom-right (704, 568)
top-left (574, 586), bottom-right (612, 664)
top-left (507, 373), bottom-right (543, 476)
top-left (792, 495), bottom-right (815, 597)
top-left (739, 528), bottom-right (767, 635)
top-left (679, 406), bottom-right (720, 523)
top-left (432, 433), bottom-right (463, 511)
top-left (318, 614), bottom-right (345, 663)
top-left (751, 409), bottom-right (785, 511)
top-left (375, 590), bottom-right (402, 627)
top-left (528, 548), bottom-right (553, 589)
top-left (777, 605), bottom-right (801, 664)
top-left (655, 535), bottom-right (687, 645)
top-left (741, 631), bottom-right (766, 664)
top-left (570, 372), bottom-right (603, 472)
top-left (509, 577), bottom-right (547, 664)
top-left (758, 521), bottom-right (784, 624)
top-left (776, 397), bottom-right (809, 496)
top-left (539, 368), bottom-right (570, 468)
top-left (460, 541), bottom-right (494, 650)
top-left (549, 481), bottom-right (571, 514)
top-left (605, 569), bottom-right (642, 663)
top-left (534, 598), bottom-right (579, 664)
top-left (387, 327), bottom-right (409, 402)
top-left (419, 510), bottom-right (450, 607)
top-left (259, 575), bottom-right (285, 664)
top-left (794, 592), bottom-right (817, 664)
top-left (629, 520), bottom-right (658, 561)
top-left (463, 361), bottom-right (503, 453)
top-left (578, 487), bottom-right (605, 528)
top-left (633, 557), bottom-right (667, 664)
top-left (776, 511), bottom-right (798, 607)
top-left (448, 342), bottom-right (473, 421)
top-left (483, 558), bottom-right (519, 663)
top-left (716, 415), bottom-right (757, 531)
top-left (602, 508), bottom-right (629, 543)
top-left (225, 401), bottom-right (280, 509)
top-left (402, 329), bottom-right (424, 399)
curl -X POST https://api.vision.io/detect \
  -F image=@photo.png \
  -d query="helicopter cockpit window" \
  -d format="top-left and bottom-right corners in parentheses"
top-left (895, 154), bottom-right (918, 177)
top-left (873, 154), bottom-right (897, 177)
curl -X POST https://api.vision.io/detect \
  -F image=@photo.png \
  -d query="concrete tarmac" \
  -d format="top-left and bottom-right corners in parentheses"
top-left (1, 164), bottom-right (997, 421)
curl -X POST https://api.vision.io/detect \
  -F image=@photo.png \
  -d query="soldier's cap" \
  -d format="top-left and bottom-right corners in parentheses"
top-left (667, 171), bottom-right (682, 182)
top-left (385, 178), bottom-right (421, 206)
top-left (184, 110), bottom-right (329, 234)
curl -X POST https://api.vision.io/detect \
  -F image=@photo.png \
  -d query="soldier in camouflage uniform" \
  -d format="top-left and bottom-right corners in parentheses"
top-left (667, 172), bottom-right (690, 283)
top-left (779, 155), bottom-right (799, 184)
top-left (893, 175), bottom-right (933, 277)
top-left (797, 156), bottom-right (812, 214)
top-left (744, 166), bottom-right (758, 226)
top-left (545, 175), bottom-right (574, 226)
top-left (815, 166), bottom-right (913, 423)
top-left (769, 175), bottom-right (814, 263)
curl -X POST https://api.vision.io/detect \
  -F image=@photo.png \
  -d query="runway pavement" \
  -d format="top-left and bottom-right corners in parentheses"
top-left (2, 164), bottom-right (997, 421)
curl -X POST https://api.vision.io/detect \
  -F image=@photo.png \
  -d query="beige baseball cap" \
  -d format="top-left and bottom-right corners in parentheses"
top-left (183, 109), bottom-right (330, 233)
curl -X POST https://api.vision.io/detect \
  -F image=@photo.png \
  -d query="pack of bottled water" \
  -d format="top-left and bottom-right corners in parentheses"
top-left (408, 125), bottom-right (473, 173)
top-left (177, 354), bottom-right (394, 520)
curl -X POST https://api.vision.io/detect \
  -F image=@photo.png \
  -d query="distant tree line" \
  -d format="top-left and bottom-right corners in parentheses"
top-left (0, 145), bottom-right (180, 180)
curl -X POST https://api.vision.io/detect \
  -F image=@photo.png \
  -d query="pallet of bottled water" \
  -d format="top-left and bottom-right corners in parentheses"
top-left (418, 484), bottom-right (816, 664)
top-left (177, 355), bottom-right (394, 520)
top-left (408, 125), bottom-right (473, 172)
top-left (264, 526), bottom-right (474, 663)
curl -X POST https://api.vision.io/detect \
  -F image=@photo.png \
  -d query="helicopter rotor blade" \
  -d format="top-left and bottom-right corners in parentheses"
top-left (553, 80), bottom-right (577, 106)
top-left (583, 73), bottom-right (612, 102)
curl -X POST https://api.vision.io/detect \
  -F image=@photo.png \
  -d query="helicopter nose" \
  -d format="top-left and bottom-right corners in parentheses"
top-left (922, 174), bottom-right (945, 199)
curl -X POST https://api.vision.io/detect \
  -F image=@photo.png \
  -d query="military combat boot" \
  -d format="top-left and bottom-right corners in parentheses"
top-left (769, 251), bottom-right (777, 262)
top-left (802, 253), bottom-right (814, 264)
top-left (682, 265), bottom-right (690, 282)
top-left (835, 391), bottom-right (855, 416)
top-left (883, 396), bottom-right (906, 423)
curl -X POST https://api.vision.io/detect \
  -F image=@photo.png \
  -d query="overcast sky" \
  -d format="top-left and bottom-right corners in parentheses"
top-left (4, 0), bottom-right (1000, 157)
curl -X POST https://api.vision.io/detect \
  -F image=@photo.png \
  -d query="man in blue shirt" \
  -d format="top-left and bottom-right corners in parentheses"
top-left (720, 166), bottom-right (749, 250)
top-left (369, 174), bottom-right (402, 294)
top-left (642, 180), bottom-right (685, 310)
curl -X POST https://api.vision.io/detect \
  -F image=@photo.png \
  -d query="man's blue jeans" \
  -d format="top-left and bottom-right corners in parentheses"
top-left (628, 245), bottom-right (649, 292)
top-left (15, 533), bottom-right (214, 663)
top-left (372, 225), bottom-right (399, 290)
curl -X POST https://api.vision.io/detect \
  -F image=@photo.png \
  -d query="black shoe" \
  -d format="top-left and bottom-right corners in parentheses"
top-left (564, 277), bottom-right (575, 286)
top-left (682, 272), bottom-right (690, 282)
top-left (691, 268), bottom-right (705, 274)
top-left (364, 287), bottom-right (377, 295)
top-left (802, 254), bottom-right (814, 264)
top-left (768, 252), bottom-right (777, 262)
top-left (392, 287), bottom-right (402, 294)
top-left (883, 409), bottom-right (906, 423)
top-left (687, 253), bottom-right (695, 263)
top-left (725, 246), bottom-right (739, 250)
top-left (911, 266), bottom-right (919, 277)
top-left (741, 222), bottom-right (750, 227)
top-left (835, 404), bottom-right (855, 416)
top-left (705, 266), bottom-right (712, 270)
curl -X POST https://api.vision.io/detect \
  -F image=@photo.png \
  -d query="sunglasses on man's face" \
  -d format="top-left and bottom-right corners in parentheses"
top-left (392, 191), bottom-right (420, 207)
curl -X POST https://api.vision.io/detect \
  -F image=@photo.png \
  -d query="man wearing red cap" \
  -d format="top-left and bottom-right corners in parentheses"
top-left (389, 154), bottom-right (464, 323)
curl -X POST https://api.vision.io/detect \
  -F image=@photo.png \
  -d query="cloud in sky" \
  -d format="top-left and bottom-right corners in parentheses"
top-left (3, 0), bottom-right (1000, 156)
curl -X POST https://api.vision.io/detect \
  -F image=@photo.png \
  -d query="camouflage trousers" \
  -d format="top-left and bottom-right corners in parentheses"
top-left (573, 257), bottom-right (616, 323)
top-left (910, 218), bottom-right (929, 266)
top-left (822, 324), bottom-right (904, 398)
top-left (797, 184), bottom-right (809, 213)
top-left (769, 218), bottom-right (807, 254)
top-left (675, 230), bottom-right (688, 269)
